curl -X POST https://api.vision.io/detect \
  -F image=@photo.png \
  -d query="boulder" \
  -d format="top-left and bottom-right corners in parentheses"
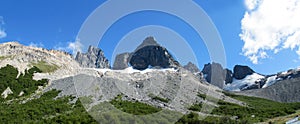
top-left (1, 87), bottom-right (13, 99)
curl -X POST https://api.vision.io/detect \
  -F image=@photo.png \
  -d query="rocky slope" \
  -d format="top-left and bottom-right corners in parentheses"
top-left (237, 77), bottom-right (300, 102)
top-left (0, 42), bottom-right (80, 80)
top-left (45, 67), bottom-right (244, 114)
top-left (75, 45), bottom-right (110, 69)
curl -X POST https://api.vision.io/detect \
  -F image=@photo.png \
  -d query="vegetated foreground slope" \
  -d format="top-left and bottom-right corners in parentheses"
top-left (1, 65), bottom-right (300, 123)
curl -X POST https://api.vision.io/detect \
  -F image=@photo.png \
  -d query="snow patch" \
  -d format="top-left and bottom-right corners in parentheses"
top-left (281, 70), bottom-right (288, 75)
top-left (224, 73), bottom-right (264, 91)
top-left (94, 67), bottom-right (176, 75)
top-left (262, 75), bottom-right (277, 88)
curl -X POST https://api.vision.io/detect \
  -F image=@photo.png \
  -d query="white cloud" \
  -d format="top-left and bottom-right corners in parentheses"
top-left (240, 0), bottom-right (300, 64)
top-left (55, 39), bottom-right (83, 56)
top-left (29, 42), bottom-right (44, 48)
top-left (245, 0), bottom-right (260, 10)
top-left (0, 16), bottom-right (7, 39)
top-left (67, 39), bottom-right (83, 55)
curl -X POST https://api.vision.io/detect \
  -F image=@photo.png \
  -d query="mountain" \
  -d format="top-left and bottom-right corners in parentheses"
top-left (238, 77), bottom-right (300, 103)
top-left (183, 62), bottom-right (200, 73)
top-left (0, 42), bottom-right (80, 80)
top-left (112, 52), bottom-right (130, 70)
top-left (1, 40), bottom-right (300, 123)
top-left (0, 41), bottom-right (246, 123)
top-left (201, 62), bottom-right (232, 89)
top-left (113, 36), bottom-right (180, 70)
top-left (75, 45), bottom-right (110, 69)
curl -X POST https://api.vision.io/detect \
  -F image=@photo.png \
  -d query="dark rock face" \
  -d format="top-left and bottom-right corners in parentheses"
top-left (113, 53), bottom-right (130, 70)
top-left (233, 65), bottom-right (255, 79)
top-left (135, 36), bottom-right (160, 51)
top-left (75, 46), bottom-right (110, 68)
top-left (113, 36), bottom-right (180, 70)
top-left (183, 62), bottom-right (200, 73)
top-left (224, 69), bottom-right (233, 84)
top-left (277, 69), bottom-right (300, 80)
top-left (202, 62), bottom-right (225, 89)
top-left (129, 45), bottom-right (179, 70)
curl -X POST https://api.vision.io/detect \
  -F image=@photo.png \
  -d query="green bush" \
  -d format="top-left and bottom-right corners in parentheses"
top-left (149, 93), bottom-right (170, 103)
top-left (211, 92), bottom-right (300, 123)
top-left (0, 90), bottom-right (97, 123)
top-left (110, 95), bottom-right (161, 115)
top-left (0, 65), bottom-right (48, 99)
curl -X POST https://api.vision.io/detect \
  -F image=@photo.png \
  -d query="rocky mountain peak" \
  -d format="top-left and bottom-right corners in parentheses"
top-left (75, 45), bottom-right (110, 69)
top-left (135, 36), bottom-right (159, 51)
top-left (113, 37), bottom-right (180, 70)
top-left (2, 41), bottom-right (22, 46)
top-left (129, 37), bottom-right (180, 70)
top-left (183, 62), bottom-right (200, 73)
top-left (233, 65), bottom-right (255, 79)
top-left (112, 52), bottom-right (130, 70)
top-left (202, 62), bottom-right (226, 89)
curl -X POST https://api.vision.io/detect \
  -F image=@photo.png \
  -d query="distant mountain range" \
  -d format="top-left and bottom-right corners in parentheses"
top-left (73, 36), bottom-right (300, 103)
top-left (1, 37), bottom-right (300, 123)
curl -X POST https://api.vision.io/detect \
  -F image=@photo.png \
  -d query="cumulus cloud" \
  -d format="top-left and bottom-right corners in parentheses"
top-left (55, 39), bottom-right (83, 56)
top-left (29, 42), bottom-right (44, 48)
top-left (0, 16), bottom-right (7, 39)
top-left (67, 39), bottom-right (83, 55)
top-left (240, 0), bottom-right (300, 64)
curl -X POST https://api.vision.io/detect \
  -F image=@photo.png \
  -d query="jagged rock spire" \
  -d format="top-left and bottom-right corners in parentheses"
top-left (75, 45), bottom-right (110, 68)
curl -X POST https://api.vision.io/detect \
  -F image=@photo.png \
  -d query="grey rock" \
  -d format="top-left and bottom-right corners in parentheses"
top-left (129, 45), bottom-right (180, 70)
top-left (135, 36), bottom-right (160, 51)
top-left (202, 62), bottom-right (225, 89)
top-left (224, 69), bottom-right (233, 84)
top-left (46, 68), bottom-right (243, 114)
top-left (183, 62), bottom-right (200, 73)
top-left (238, 77), bottom-right (300, 102)
top-left (113, 36), bottom-right (180, 70)
top-left (112, 53), bottom-right (130, 70)
top-left (233, 65), bottom-right (254, 79)
top-left (277, 69), bottom-right (300, 80)
top-left (75, 46), bottom-right (110, 68)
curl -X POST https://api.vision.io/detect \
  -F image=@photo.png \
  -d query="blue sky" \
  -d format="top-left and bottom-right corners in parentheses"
top-left (0, 0), bottom-right (300, 75)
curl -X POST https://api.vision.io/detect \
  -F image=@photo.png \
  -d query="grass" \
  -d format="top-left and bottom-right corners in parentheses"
top-left (149, 93), bottom-right (170, 103)
top-left (0, 90), bottom-right (97, 124)
top-left (189, 103), bottom-right (203, 111)
top-left (197, 92), bottom-right (206, 99)
top-left (0, 55), bottom-right (14, 60)
top-left (210, 92), bottom-right (300, 123)
top-left (186, 91), bottom-right (300, 123)
top-left (110, 94), bottom-right (161, 115)
top-left (30, 61), bottom-right (59, 73)
top-left (263, 110), bottom-right (300, 124)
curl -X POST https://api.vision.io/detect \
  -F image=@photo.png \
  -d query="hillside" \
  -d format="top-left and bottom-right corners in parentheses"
top-left (1, 41), bottom-right (300, 123)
